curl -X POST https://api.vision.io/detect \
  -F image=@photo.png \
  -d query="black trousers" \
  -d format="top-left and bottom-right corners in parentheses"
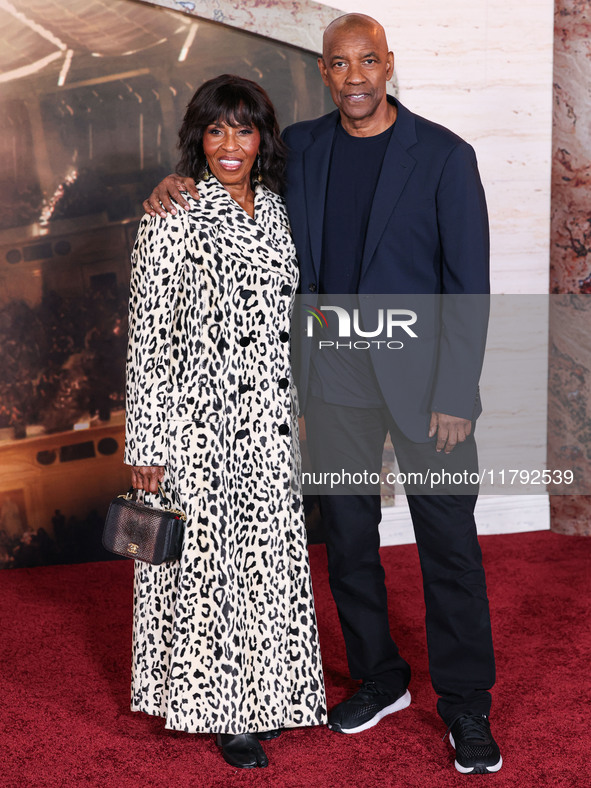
top-left (305, 396), bottom-right (496, 725)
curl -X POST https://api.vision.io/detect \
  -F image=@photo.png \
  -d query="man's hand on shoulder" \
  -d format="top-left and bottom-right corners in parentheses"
top-left (429, 412), bottom-right (472, 454)
top-left (142, 174), bottom-right (200, 218)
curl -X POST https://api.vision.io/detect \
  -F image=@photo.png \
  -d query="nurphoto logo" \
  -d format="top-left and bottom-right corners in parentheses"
top-left (303, 304), bottom-right (418, 350)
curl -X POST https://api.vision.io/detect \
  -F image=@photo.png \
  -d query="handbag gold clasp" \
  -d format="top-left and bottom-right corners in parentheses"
top-left (127, 543), bottom-right (139, 555)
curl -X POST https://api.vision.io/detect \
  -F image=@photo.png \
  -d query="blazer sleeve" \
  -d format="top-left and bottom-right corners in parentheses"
top-left (124, 212), bottom-right (185, 466)
top-left (430, 142), bottom-right (490, 419)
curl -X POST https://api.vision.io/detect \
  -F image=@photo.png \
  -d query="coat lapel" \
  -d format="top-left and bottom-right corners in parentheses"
top-left (303, 112), bottom-right (339, 277)
top-left (360, 99), bottom-right (418, 281)
top-left (190, 178), bottom-right (296, 275)
top-left (192, 177), bottom-right (262, 243)
top-left (254, 186), bottom-right (299, 269)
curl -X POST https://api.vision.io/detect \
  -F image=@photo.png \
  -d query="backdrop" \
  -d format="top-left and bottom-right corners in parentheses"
top-left (0, 0), bottom-right (331, 568)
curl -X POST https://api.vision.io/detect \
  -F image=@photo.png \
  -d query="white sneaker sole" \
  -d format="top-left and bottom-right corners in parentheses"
top-left (328, 689), bottom-right (411, 734)
top-left (449, 732), bottom-right (503, 774)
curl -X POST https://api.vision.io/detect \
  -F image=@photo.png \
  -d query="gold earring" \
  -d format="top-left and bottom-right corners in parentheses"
top-left (202, 162), bottom-right (211, 182)
top-left (257, 155), bottom-right (263, 183)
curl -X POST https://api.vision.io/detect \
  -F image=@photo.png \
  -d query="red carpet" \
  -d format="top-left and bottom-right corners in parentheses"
top-left (1, 530), bottom-right (590, 787)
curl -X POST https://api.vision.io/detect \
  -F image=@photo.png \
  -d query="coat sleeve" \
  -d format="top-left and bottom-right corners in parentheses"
top-left (430, 142), bottom-right (490, 419)
top-left (124, 212), bottom-right (185, 466)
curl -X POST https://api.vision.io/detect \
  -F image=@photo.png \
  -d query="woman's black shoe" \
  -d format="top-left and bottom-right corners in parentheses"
top-left (215, 733), bottom-right (269, 768)
top-left (255, 729), bottom-right (283, 741)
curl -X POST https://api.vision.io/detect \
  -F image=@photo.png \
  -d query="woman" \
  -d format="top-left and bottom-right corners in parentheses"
top-left (124, 74), bottom-right (326, 768)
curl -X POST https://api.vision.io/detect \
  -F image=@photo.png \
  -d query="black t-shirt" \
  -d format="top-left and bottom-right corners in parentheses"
top-left (309, 121), bottom-right (394, 408)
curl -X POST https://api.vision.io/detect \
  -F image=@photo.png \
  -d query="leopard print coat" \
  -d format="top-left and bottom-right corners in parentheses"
top-left (124, 177), bottom-right (327, 734)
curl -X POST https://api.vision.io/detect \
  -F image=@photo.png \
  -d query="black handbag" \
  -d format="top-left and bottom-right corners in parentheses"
top-left (102, 486), bottom-right (186, 564)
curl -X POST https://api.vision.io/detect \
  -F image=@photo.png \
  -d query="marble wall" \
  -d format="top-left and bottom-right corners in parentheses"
top-left (144, 0), bottom-right (555, 296)
top-left (142, 0), bottom-right (339, 53)
top-left (146, 0), bottom-right (555, 295)
top-left (140, 0), bottom-right (557, 539)
top-left (331, 0), bottom-right (555, 295)
top-left (329, 1), bottom-right (555, 540)
top-left (550, 0), bottom-right (591, 294)
top-left (548, 0), bottom-right (591, 535)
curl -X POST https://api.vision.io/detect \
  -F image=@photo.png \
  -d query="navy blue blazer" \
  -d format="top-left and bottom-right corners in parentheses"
top-left (282, 97), bottom-right (490, 442)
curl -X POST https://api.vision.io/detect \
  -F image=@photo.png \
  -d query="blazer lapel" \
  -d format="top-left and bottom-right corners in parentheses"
top-left (303, 112), bottom-right (339, 277)
top-left (361, 99), bottom-right (417, 280)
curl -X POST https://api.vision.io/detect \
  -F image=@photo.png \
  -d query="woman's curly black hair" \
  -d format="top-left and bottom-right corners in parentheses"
top-left (176, 74), bottom-right (287, 195)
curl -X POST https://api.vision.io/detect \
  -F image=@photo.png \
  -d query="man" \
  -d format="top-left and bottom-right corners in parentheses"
top-left (143, 14), bottom-right (501, 775)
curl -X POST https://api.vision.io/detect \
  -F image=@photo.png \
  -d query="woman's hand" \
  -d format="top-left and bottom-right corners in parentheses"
top-left (142, 174), bottom-right (200, 218)
top-left (131, 465), bottom-right (165, 494)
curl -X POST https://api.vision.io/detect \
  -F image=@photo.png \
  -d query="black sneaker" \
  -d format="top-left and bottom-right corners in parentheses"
top-left (448, 714), bottom-right (502, 774)
top-left (328, 681), bottom-right (411, 734)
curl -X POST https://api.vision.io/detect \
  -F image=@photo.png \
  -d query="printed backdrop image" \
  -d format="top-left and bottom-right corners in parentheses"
top-left (0, 0), bottom-right (331, 568)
